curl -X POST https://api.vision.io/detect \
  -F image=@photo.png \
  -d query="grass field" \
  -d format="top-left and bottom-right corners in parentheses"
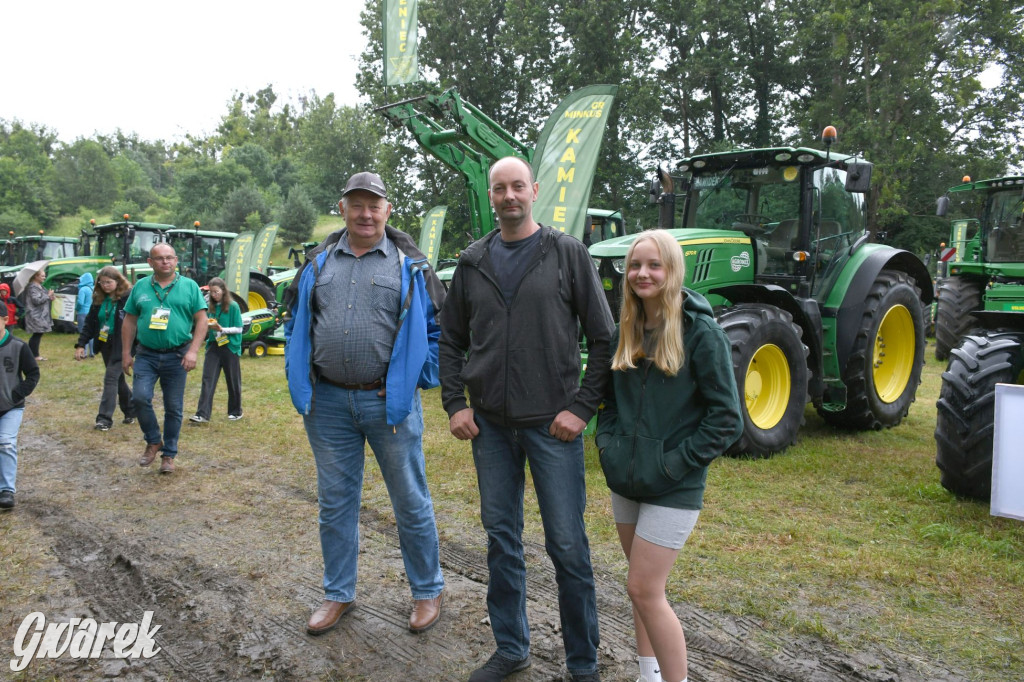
top-left (9, 326), bottom-right (1024, 680)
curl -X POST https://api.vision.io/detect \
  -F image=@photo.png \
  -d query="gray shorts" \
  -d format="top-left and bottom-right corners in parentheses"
top-left (610, 491), bottom-right (700, 550)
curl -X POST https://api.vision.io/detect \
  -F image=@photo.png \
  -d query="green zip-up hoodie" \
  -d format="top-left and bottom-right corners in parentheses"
top-left (595, 289), bottom-right (743, 509)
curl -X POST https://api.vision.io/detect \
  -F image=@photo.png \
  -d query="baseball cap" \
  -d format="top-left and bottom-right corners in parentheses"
top-left (342, 171), bottom-right (388, 199)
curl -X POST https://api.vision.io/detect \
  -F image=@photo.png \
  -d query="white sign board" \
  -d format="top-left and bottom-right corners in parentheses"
top-left (51, 294), bottom-right (76, 323)
top-left (991, 383), bottom-right (1024, 521)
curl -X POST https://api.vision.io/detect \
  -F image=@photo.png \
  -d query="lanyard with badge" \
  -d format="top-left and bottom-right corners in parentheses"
top-left (210, 309), bottom-right (230, 346)
top-left (97, 298), bottom-right (117, 342)
top-left (149, 275), bottom-right (178, 330)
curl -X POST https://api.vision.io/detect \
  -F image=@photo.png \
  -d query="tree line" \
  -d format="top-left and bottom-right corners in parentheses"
top-left (3, 0), bottom-right (1021, 257)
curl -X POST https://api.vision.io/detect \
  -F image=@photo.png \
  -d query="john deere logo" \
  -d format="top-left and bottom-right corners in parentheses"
top-left (730, 252), bottom-right (750, 272)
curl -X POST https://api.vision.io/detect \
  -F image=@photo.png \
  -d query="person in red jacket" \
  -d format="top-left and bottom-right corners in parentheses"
top-left (0, 283), bottom-right (18, 326)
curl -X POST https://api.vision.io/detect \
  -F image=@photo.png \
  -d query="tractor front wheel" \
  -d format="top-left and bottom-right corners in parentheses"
top-left (934, 275), bottom-right (982, 360)
top-left (249, 340), bottom-right (269, 358)
top-left (935, 331), bottom-right (1024, 500)
top-left (718, 304), bottom-right (809, 457)
top-left (818, 269), bottom-right (925, 430)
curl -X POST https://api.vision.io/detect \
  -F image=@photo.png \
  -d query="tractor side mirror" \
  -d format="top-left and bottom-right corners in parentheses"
top-left (648, 177), bottom-right (662, 205)
top-left (845, 162), bottom-right (872, 193)
top-left (936, 196), bottom-right (950, 217)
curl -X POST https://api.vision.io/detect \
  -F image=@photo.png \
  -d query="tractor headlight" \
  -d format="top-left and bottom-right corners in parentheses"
top-left (592, 257), bottom-right (601, 272)
top-left (612, 258), bottom-right (626, 274)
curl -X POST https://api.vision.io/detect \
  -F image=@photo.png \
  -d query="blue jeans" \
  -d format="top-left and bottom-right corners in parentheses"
top-left (472, 415), bottom-right (599, 675)
top-left (131, 347), bottom-right (189, 458)
top-left (0, 408), bottom-right (25, 492)
top-left (303, 382), bottom-right (444, 603)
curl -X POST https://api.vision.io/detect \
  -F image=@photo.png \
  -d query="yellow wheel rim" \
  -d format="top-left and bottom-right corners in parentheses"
top-left (248, 291), bottom-right (268, 310)
top-left (873, 304), bottom-right (914, 403)
top-left (744, 344), bottom-right (791, 429)
top-left (254, 344), bottom-right (266, 357)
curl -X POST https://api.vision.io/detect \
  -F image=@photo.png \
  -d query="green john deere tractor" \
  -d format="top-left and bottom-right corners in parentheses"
top-left (933, 176), bottom-right (1024, 499)
top-left (933, 176), bottom-right (1024, 359)
top-left (0, 232), bottom-right (79, 267)
top-left (590, 130), bottom-right (932, 457)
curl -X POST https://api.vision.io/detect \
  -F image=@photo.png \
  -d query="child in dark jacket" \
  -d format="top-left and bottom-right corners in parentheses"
top-left (596, 229), bottom-right (743, 682)
top-left (0, 304), bottom-right (41, 510)
top-left (74, 266), bottom-right (135, 430)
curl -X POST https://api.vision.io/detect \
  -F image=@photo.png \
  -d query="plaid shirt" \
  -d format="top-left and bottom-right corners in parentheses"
top-left (311, 232), bottom-right (401, 384)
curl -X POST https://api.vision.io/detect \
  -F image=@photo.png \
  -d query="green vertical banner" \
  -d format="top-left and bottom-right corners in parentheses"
top-left (418, 206), bottom-right (447, 269)
top-left (383, 0), bottom-right (420, 85)
top-left (225, 231), bottom-right (255, 301)
top-left (248, 223), bottom-right (279, 274)
top-left (532, 85), bottom-right (618, 241)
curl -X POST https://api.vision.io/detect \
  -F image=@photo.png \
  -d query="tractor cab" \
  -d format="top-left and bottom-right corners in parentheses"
top-left (674, 146), bottom-right (870, 300)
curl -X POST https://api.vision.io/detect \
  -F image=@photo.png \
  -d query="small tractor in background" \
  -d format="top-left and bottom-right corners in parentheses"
top-left (932, 175), bottom-right (1024, 499)
top-left (590, 128), bottom-right (932, 457)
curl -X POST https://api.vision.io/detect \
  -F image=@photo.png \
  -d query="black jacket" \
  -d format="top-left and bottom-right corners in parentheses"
top-left (0, 332), bottom-right (39, 415)
top-left (439, 225), bottom-right (615, 427)
top-left (76, 295), bottom-right (132, 357)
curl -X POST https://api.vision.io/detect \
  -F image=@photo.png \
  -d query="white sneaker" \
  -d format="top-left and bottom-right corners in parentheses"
top-left (228, 414), bottom-right (243, 421)
top-left (189, 415), bottom-right (208, 423)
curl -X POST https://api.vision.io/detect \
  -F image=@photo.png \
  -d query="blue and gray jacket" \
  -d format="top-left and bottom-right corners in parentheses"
top-left (75, 272), bottom-right (94, 315)
top-left (284, 225), bottom-right (445, 425)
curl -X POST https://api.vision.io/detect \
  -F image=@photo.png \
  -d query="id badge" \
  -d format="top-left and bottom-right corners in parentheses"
top-left (149, 307), bottom-right (170, 330)
top-left (216, 333), bottom-right (229, 347)
top-left (98, 325), bottom-right (110, 342)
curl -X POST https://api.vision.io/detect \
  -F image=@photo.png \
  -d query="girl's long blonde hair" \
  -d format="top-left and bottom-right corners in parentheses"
top-left (93, 266), bottom-right (132, 305)
top-left (611, 229), bottom-right (686, 376)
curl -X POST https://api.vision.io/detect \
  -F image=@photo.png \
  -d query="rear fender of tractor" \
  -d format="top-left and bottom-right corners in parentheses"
top-left (828, 248), bottom-right (932, 374)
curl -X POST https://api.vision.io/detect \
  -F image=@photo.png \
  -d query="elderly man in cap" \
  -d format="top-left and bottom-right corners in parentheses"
top-left (284, 171), bottom-right (447, 636)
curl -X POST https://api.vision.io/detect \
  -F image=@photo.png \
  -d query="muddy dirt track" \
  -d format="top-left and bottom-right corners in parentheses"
top-left (2, 422), bottom-right (966, 681)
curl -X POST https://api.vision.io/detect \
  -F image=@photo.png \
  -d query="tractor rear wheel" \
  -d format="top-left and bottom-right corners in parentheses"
top-left (247, 280), bottom-right (277, 312)
top-left (818, 270), bottom-right (924, 430)
top-left (935, 331), bottom-right (1024, 500)
top-left (718, 304), bottom-right (809, 457)
top-left (934, 275), bottom-right (982, 360)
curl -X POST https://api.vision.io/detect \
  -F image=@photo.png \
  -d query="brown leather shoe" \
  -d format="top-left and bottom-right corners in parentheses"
top-left (159, 456), bottom-right (175, 474)
top-left (139, 442), bottom-right (162, 467)
top-left (409, 592), bottom-right (444, 633)
top-left (306, 600), bottom-right (355, 635)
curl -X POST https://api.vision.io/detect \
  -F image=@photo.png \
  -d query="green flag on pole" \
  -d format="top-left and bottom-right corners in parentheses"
top-left (418, 206), bottom-right (447, 269)
top-left (248, 223), bottom-right (279, 274)
top-left (224, 231), bottom-right (255, 301)
top-left (532, 85), bottom-right (618, 241)
top-left (383, 0), bottom-right (420, 85)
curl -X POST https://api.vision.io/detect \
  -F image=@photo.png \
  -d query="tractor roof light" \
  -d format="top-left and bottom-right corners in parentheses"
top-left (821, 125), bottom-right (837, 147)
top-left (963, 175), bottom-right (971, 183)
top-left (692, 160), bottom-right (706, 169)
top-left (796, 153), bottom-right (816, 163)
top-left (774, 152), bottom-right (792, 162)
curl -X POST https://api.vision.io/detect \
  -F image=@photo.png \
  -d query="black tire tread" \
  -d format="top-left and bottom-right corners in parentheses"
top-left (935, 330), bottom-right (1024, 500)
top-left (934, 276), bottom-right (983, 360)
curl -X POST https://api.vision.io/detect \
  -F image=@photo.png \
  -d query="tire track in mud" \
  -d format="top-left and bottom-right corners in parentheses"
top-left (7, 430), bottom-right (967, 681)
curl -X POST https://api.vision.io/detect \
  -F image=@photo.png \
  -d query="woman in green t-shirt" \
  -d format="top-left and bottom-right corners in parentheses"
top-left (190, 278), bottom-right (243, 423)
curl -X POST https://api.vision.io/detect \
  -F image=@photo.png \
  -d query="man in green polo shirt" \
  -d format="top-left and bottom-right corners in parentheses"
top-left (122, 243), bottom-right (208, 474)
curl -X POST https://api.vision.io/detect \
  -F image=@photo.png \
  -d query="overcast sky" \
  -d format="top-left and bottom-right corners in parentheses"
top-left (1, 0), bottom-right (371, 143)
